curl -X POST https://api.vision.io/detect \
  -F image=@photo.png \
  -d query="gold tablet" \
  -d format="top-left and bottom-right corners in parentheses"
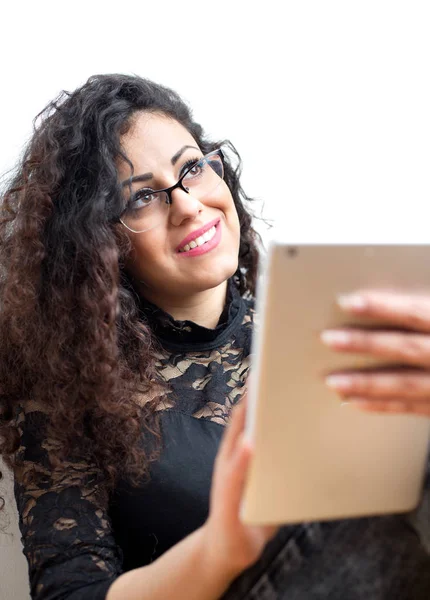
top-left (242, 243), bottom-right (430, 525)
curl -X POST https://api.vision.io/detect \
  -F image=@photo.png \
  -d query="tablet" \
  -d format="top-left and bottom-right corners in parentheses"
top-left (241, 243), bottom-right (430, 525)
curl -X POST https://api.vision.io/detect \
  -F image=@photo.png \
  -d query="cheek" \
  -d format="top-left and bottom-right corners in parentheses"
top-left (217, 186), bottom-right (240, 227)
top-left (206, 181), bottom-right (233, 209)
top-left (229, 202), bottom-right (241, 244)
top-left (124, 235), bottom-right (161, 280)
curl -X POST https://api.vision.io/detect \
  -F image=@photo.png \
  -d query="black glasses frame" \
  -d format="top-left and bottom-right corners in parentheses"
top-left (120, 147), bottom-right (224, 220)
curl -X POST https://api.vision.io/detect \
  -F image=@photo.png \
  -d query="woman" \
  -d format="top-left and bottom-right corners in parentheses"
top-left (0, 73), bottom-right (429, 600)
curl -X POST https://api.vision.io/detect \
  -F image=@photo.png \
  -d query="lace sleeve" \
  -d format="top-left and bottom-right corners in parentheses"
top-left (13, 402), bottom-right (123, 600)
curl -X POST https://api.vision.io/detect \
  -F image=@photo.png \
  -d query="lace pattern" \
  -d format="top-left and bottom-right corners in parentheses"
top-left (14, 403), bottom-right (122, 599)
top-left (153, 308), bottom-right (254, 426)
top-left (13, 290), bottom-right (254, 598)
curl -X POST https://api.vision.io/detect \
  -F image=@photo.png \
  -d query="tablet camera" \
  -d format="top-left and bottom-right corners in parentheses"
top-left (287, 247), bottom-right (298, 258)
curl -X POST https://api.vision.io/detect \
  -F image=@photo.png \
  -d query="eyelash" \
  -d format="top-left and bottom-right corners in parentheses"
top-left (132, 156), bottom-right (202, 201)
top-left (179, 156), bottom-right (201, 177)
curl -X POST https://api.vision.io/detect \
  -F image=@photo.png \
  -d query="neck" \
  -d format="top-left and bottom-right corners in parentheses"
top-left (139, 280), bottom-right (229, 329)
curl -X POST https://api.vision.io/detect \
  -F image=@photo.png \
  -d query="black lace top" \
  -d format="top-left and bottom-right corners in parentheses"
top-left (13, 282), bottom-right (253, 599)
top-left (13, 281), bottom-right (430, 600)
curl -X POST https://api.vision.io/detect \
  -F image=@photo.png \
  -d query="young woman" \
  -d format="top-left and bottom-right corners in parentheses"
top-left (1, 74), bottom-right (429, 600)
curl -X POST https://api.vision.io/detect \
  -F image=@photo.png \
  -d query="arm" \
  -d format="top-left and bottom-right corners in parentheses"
top-left (16, 397), bottom-right (275, 600)
top-left (107, 397), bottom-right (278, 600)
top-left (106, 527), bottom-right (233, 600)
top-left (13, 403), bottom-right (122, 600)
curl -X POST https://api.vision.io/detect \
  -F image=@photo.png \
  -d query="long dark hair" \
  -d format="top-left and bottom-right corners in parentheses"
top-left (0, 73), bottom-right (261, 507)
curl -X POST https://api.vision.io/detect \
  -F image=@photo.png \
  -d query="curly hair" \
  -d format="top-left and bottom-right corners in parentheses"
top-left (0, 73), bottom-right (261, 509)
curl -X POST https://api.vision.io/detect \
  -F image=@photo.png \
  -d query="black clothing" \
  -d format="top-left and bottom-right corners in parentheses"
top-left (13, 282), bottom-right (430, 599)
top-left (14, 283), bottom-right (253, 598)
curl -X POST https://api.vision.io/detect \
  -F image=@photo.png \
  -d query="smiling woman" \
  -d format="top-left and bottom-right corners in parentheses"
top-left (117, 113), bottom-right (241, 323)
top-left (0, 73), bottom-right (430, 600)
top-left (0, 74), bottom-right (268, 600)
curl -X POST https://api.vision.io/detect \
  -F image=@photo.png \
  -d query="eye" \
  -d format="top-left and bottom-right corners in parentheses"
top-left (128, 189), bottom-right (158, 211)
top-left (182, 158), bottom-right (205, 181)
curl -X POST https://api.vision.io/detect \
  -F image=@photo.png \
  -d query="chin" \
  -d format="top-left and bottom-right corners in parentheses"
top-left (185, 259), bottom-right (238, 294)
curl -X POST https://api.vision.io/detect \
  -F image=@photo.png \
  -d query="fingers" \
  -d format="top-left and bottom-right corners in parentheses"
top-left (345, 398), bottom-right (430, 417)
top-left (217, 396), bottom-right (248, 460)
top-left (321, 290), bottom-right (430, 417)
top-left (321, 329), bottom-right (430, 368)
top-left (325, 369), bottom-right (430, 417)
top-left (326, 370), bottom-right (430, 399)
top-left (225, 434), bottom-right (253, 512)
top-left (336, 290), bottom-right (430, 333)
top-left (211, 399), bottom-right (253, 518)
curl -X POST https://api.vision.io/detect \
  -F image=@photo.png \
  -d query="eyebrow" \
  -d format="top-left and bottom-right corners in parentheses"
top-left (171, 145), bottom-right (200, 166)
top-left (121, 145), bottom-right (200, 187)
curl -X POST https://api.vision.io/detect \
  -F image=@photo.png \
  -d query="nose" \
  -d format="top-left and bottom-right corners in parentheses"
top-left (168, 186), bottom-right (203, 227)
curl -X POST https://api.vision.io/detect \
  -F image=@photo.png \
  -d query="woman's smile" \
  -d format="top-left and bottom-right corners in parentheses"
top-left (177, 218), bottom-right (221, 255)
top-left (118, 112), bottom-right (240, 304)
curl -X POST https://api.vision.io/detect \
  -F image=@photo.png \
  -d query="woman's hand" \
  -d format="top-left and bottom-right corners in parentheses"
top-left (201, 396), bottom-right (278, 581)
top-left (321, 290), bottom-right (430, 416)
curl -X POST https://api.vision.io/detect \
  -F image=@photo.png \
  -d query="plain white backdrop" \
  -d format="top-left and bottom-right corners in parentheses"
top-left (0, 2), bottom-right (429, 598)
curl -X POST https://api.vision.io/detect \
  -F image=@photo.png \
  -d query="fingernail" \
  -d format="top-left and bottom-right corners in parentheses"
top-left (320, 330), bottom-right (352, 346)
top-left (325, 375), bottom-right (353, 391)
top-left (340, 398), bottom-right (368, 410)
top-left (337, 294), bottom-right (367, 312)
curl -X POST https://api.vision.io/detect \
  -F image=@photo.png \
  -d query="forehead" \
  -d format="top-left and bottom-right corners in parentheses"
top-left (121, 112), bottom-right (199, 170)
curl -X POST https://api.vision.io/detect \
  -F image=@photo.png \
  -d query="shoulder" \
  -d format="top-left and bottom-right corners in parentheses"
top-left (13, 400), bottom-right (102, 499)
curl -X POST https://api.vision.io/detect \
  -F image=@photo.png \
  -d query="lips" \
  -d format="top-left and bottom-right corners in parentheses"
top-left (177, 219), bottom-right (222, 258)
top-left (176, 218), bottom-right (221, 253)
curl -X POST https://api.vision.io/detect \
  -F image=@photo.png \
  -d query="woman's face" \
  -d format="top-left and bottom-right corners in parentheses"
top-left (117, 112), bottom-right (241, 302)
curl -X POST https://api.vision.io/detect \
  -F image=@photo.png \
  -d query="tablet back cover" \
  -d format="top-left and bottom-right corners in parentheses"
top-left (242, 243), bottom-right (430, 525)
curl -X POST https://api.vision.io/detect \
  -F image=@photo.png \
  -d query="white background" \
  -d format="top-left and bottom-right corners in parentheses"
top-left (1, 2), bottom-right (429, 598)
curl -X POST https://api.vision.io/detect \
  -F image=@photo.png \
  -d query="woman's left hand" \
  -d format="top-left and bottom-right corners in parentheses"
top-left (321, 290), bottom-right (430, 417)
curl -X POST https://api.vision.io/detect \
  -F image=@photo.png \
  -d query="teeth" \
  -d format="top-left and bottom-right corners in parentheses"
top-left (205, 226), bottom-right (216, 240)
top-left (179, 225), bottom-right (217, 253)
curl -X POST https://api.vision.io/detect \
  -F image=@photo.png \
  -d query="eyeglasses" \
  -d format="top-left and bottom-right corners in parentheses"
top-left (119, 149), bottom-right (225, 233)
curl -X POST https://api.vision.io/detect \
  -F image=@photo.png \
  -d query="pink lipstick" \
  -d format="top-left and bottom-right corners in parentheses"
top-left (177, 219), bottom-right (222, 258)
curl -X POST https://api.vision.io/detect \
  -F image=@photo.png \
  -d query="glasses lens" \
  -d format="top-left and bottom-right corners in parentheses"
top-left (182, 153), bottom-right (224, 199)
top-left (121, 191), bottom-right (169, 233)
top-left (120, 152), bottom-right (224, 234)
